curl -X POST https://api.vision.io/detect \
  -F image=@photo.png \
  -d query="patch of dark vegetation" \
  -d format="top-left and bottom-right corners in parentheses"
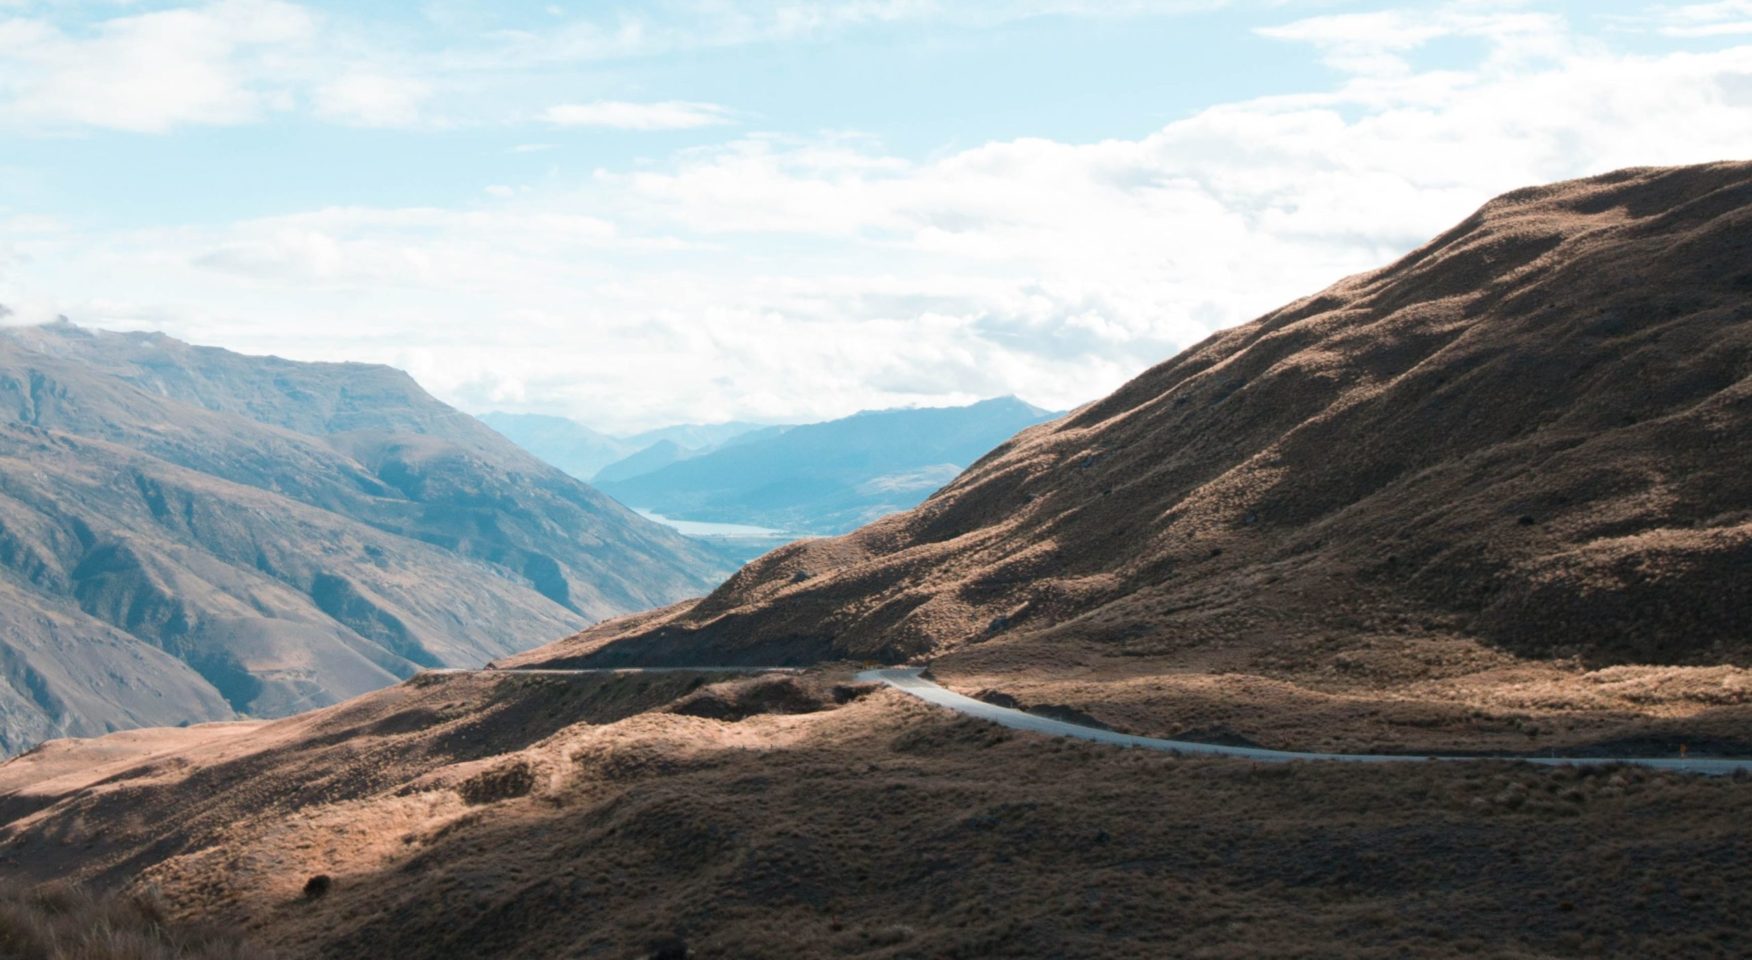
top-left (973, 689), bottom-right (1021, 709)
top-left (302, 875), bottom-right (332, 901)
top-left (1168, 725), bottom-right (1265, 749)
top-left (829, 682), bottom-right (879, 705)
top-left (1025, 704), bottom-right (1113, 731)
top-left (458, 761), bottom-right (537, 805)
top-left (969, 689), bottom-right (1115, 732)
top-left (565, 620), bottom-right (842, 669)
top-left (441, 672), bottom-right (713, 754)
top-left (669, 676), bottom-right (831, 722)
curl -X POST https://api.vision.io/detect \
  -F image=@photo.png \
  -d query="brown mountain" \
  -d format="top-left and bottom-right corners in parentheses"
top-left (0, 322), bottom-right (730, 755)
top-left (2, 164), bottom-right (1750, 960)
top-left (512, 162), bottom-right (1752, 688)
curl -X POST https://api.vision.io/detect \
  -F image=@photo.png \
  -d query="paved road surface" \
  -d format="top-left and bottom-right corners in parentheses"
top-left (856, 667), bottom-right (1752, 777)
top-left (434, 666), bottom-right (802, 676)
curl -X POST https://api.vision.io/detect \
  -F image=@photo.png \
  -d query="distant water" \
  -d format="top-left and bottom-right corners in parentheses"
top-left (634, 509), bottom-right (792, 539)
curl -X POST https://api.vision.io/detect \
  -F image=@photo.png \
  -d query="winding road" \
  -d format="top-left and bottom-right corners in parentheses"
top-left (452, 665), bottom-right (1752, 776)
top-left (856, 667), bottom-right (1752, 777)
top-left (449, 666), bottom-right (802, 677)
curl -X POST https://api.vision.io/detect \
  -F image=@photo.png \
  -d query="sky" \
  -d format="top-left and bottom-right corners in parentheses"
top-left (0, 1), bottom-right (1749, 432)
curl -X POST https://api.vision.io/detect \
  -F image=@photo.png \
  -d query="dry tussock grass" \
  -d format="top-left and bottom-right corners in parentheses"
top-left (0, 882), bottom-right (262, 960)
top-left (6, 676), bottom-right (1749, 959)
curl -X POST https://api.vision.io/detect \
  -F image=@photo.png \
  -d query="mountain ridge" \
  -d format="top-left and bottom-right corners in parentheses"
top-left (514, 161), bottom-right (1752, 682)
top-left (0, 322), bottom-right (730, 754)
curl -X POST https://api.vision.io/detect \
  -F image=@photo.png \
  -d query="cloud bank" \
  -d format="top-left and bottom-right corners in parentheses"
top-left (2, 3), bottom-right (1750, 431)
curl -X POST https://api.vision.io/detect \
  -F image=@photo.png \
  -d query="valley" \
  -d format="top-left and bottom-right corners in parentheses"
top-left (483, 398), bottom-right (1060, 558)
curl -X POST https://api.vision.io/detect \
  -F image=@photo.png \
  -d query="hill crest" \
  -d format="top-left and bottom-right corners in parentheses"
top-left (513, 161), bottom-right (1752, 676)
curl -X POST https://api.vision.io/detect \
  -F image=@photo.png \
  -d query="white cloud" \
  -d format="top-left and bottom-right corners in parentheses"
top-left (6, 8), bottom-right (1752, 431)
top-left (0, 0), bottom-right (1234, 134)
top-left (485, 0), bottom-right (1237, 64)
top-left (312, 71), bottom-right (434, 127)
top-left (538, 100), bottom-right (736, 130)
top-left (1258, 7), bottom-right (1571, 77)
top-left (1620, 1), bottom-right (1752, 38)
top-left (0, 0), bottom-right (319, 132)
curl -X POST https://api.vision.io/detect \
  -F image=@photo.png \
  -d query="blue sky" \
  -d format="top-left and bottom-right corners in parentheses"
top-left (2, 1), bottom-right (1750, 431)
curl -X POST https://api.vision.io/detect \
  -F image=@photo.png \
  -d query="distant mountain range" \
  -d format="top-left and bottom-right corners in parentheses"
top-left (476, 412), bottom-right (772, 481)
top-left (0, 321), bottom-right (729, 755)
top-left (593, 397), bottom-right (1060, 534)
top-left (471, 413), bottom-right (631, 481)
top-left (592, 438), bottom-right (692, 484)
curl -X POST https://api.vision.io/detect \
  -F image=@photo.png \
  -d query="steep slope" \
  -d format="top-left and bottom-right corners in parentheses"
top-left (0, 574), bottom-right (233, 758)
top-left (518, 163), bottom-right (1752, 697)
top-left (476, 412), bottom-right (633, 480)
top-left (0, 324), bottom-right (730, 754)
top-left (596, 397), bottom-right (1060, 534)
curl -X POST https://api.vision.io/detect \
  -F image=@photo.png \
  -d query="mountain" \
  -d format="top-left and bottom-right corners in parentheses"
top-left (592, 438), bottom-right (692, 483)
top-left (474, 412), bottom-right (632, 481)
top-left (520, 162), bottom-right (1752, 689)
top-left (478, 413), bottom-right (777, 483)
top-left (0, 322), bottom-right (730, 755)
top-left (5, 163), bottom-right (1751, 960)
top-left (621, 421), bottom-right (775, 453)
top-left (594, 397), bottom-right (1060, 534)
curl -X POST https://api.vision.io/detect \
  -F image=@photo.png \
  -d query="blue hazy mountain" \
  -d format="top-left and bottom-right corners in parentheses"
top-left (594, 397), bottom-right (1059, 535)
top-left (593, 438), bottom-right (694, 483)
top-left (476, 412), bottom-right (636, 480)
top-left (622, 421), bottom-right (776, 453)
top-left (478, 413), bottom-right (773, 481)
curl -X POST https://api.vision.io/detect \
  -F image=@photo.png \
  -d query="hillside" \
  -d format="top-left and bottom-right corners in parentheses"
top-left (2, 668), bottom-right (1746, 959)
top-left (516, 162), bottom-right (1752, 741)
top-left (0, 323), bottom-right (730, 755)
top-left (595, 397), bottom-right (1059, 534)
top-left (3, 163), bottom-right (1751, 960)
